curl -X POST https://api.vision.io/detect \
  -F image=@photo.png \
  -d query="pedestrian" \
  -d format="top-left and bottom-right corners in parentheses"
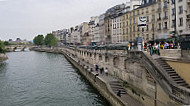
top-left (95, 64), bottom-right (99, 72)
top-left (90, 68), bottom-right (93, 72)
top-left (105, 68), bottom-right (108, 76)
top-left (100, 67), bottom-right (104, 74)
top-left (117, 89), bottom-right (121, 97)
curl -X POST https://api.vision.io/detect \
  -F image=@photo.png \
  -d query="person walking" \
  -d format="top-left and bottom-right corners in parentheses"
top-left (95, 64), bottom-right (99, 72)
top-left (100, 67), bottom-right (104, 74)
top-left (117, 89), bottom-right (121, 97)
top-left (105, 68), bottom-right (108, 76)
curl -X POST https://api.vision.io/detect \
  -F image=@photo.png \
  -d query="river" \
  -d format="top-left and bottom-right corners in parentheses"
top-left (0, 51), bottom-right (110, 106)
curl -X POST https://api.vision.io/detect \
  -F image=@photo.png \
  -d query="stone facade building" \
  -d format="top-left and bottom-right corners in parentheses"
top-left (112, 15), bottom-right (123, 43)
top-left (122, 0), bottom-right (170, 42)
top-left (80, 22), bottom-right (89, 45)
top-left (88, 16), bottom-right (99, 45)
top-left (170, 0), bottom-right (190, 35)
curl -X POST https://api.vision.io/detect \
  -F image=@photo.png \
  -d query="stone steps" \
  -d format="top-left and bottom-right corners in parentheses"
top-left (155, 58), bottom-right (190, 89)
top-left (109, 81), bottom-right (127, 95)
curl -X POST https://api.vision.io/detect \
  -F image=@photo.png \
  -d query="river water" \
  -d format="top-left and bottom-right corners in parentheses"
top-left (0, 51), bottom-right (110, 106)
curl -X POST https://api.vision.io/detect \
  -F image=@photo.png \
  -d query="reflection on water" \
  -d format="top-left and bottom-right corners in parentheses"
top-left (0, 51), bottom-right (110, 106)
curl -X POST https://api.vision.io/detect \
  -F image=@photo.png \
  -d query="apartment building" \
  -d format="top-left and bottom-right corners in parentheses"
top-left (52, 29), bottom-right (67, 44)
top-left (88, 16), bottom-right (99, 45)
top-left (66, 29), bottom-right (72, 45)
top-left (187, 0), bottom-right (190, 31)
top-left (122, 0), bottom-right (170, 42)
top-left (98, 14), bottom-right (105, 44)
top-left (112, 15), bottom-right (123, 43)
top-left (170, 0), bottom-right (190, 35)
top-left (80, 22), bottom-right (89, 45)
top-left (70, 25), bottom-right (81, 45)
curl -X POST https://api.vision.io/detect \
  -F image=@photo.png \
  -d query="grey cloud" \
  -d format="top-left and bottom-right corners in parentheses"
top-left (0, 0), bottom-right (128, 41)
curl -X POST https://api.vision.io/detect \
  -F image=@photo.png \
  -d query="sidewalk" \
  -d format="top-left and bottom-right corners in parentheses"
top-left (73, 56), bottom-right (143, 106)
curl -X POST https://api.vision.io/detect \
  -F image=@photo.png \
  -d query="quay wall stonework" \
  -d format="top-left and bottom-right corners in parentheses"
top-left (32, 47), bottom-right (180, 106)
top-left (0, 54), bottom-right (8, 62)
top-left (160, 49), bottom-right (181, 58)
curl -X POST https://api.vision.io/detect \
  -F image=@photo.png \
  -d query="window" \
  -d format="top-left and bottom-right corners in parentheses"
top-left (172, 20), bottom-right (175, 27)
top-left (158, 3), bottom-right (161, 10)
top-left (171, 0), bottom-right (175, 4)
top-left (164, 2), bottom-right (167, 8)
top-left (172, 8), bottom-right (175, 15)
top-left (133, 26), bottom-right (135, 31)
top-left (158, 13), bottom-right (161, 20)
top-left (179, 18), bottom-right (183, 26)
top-left (164, 22), bottom-right (167, 29)
top-left (146, 34), bottom-right (149, 40)
top-left (179, 6), bottom-right (183, 14)
top-left (133, 18), bottom-right (135, 24)
top-left (147, 25), bottom-right (149, 31)
top-left (147, 16), bottom-right (149, 22)
top-left (179, 0), bottom-right (182, 2)
top-left (152, 15), bottom-right (155, 21)
top-left (164, 11), bottom-right (168, 19)
top-left (133, 11), bottom-right (135, 16)
top-left (158, 23), bottom-right (161, 30)
top-left (126, 28), bottom-right (128, 34)
top-left (137, 10), bottom-right (139, 15)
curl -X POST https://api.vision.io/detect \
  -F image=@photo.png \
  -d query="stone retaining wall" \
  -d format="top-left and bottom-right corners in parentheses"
top-left (182, 50), bottom-right (190, 58)
top-left (160, 49), bottom-right (181, 58)
top-left (63, 53), bottom-right (128, 106)
top-left (33, 47), bottom-right (128, 106)
top-left (0, 54), bottom-right (8, 62)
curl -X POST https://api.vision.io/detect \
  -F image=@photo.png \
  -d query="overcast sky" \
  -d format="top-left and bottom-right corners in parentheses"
top-left (0, 0), bottom-right (128, 41)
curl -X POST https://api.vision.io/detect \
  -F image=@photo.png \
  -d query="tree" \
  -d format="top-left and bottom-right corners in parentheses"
top-left (4, 41), bottom-right (10, 46)
top-left (0, 41), bottom-right (6, 53)
top-left (33, 34), bottom-right (44, 45)
top-left (44, 33), bottom-right (58, 47)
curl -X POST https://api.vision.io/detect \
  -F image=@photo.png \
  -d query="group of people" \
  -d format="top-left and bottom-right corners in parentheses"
top-left (94, 64), bottom-right (108, 76)
top-left (146, 42), bottom-right (181, 56)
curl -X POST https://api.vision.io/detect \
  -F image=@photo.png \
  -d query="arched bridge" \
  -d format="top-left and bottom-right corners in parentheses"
top-left (5, 45), bottom-right (33, 52)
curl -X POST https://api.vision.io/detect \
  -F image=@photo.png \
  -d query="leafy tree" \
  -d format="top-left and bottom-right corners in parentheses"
top-left (0, 41), bottom-right (6, 53)
top-left (33, 34), bottom-right (44, 45)
top-left (44, 33), bottom-right (58, 47)
top-left (4, 41), bottom-right (10, 46)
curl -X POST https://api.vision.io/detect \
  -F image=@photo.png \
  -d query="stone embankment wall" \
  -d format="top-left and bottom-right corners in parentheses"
top-left (182, 50), bottom-right (190, 58)
top-left (33, 47), bottom-right (180, 106)
top-left (0, 54), bottom-right (8, 62)
top-left (33, 47), bottom-right (128, 106)
top-left (160, 49), bottom-right (181, 58)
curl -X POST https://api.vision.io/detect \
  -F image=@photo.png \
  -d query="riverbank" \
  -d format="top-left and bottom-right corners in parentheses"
top-left (33, 47), bottom-right (144, 106)
top-left (0, 53), bottom-right (8, 62)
